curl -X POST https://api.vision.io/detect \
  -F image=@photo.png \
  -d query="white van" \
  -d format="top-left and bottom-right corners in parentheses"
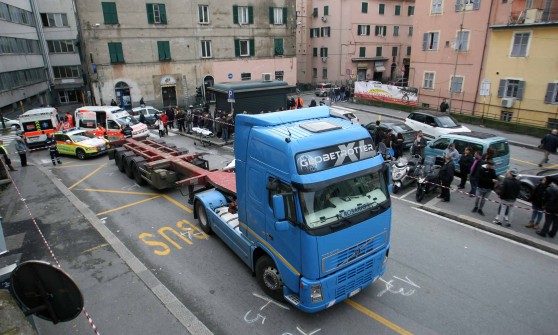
top-left (75, 106), bottom-right (149, 141)
top-left (19, 107), bottom-right (60, 148)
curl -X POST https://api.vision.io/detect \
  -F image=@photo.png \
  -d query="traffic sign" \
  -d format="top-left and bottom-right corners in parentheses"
top-left (227, 90), bottom-right (235, 103)
top-left (228, 73), bottom-right (233, 79)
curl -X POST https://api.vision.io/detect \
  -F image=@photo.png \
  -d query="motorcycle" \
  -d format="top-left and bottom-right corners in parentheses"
top-left (391, 155), bottom-right (422, 194)
top-left (415, 160), bottom-right (442, 202)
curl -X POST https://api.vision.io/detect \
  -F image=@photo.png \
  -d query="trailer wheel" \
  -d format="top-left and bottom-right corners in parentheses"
top-left (116, 151), bottom-right (127, 172)
top-left (196, 201), bottom-right (212, 234)
top-left (131, 161), bottom-right (147, 185)
top-left (124, 155), bottom-right (136, 179)
top-left (255, 255), bottom-right (284, 302)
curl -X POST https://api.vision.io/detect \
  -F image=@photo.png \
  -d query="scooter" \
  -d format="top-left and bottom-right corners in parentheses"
top-left (391, 155), bottom-right (422, 194)
top-left (415, 161), bottom-right (441, 202)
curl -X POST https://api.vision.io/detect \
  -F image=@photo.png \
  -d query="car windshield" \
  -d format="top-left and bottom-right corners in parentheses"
top-left (392, 123), bottom-right (413, 132)
top-left (117, 115), bottom-right (139, 125)
top-left (299, 171), bottom-right (389, 229)
top-left (435, 116), bottom-right (460, 128)
top-left (72, 132), bottom-right (97, 142)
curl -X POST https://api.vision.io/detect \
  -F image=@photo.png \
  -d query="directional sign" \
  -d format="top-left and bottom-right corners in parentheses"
top-left (227, 90), bottom-right (235, 103)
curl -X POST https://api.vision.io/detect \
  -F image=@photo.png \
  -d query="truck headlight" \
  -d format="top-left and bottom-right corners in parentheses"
top-left (310, 285), bottom-right (323, 302)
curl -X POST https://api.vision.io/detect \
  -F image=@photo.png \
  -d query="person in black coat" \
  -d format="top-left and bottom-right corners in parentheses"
top-left (438, 154), bottom-right (455, 202)
top-left (469, 151), bottom-right (483, 196)
top-left (536, 179), bottom-right (558, 238)
top-left (392, 133), bottom-right (404, 159)
top-left (458, 147), bottom-right (474, 189)
top-left (472, 160), bottom-right (497, 216)
top-left (539, 129), bottom-right (558, 167)
top-left (493, 169), bottom-right (521, 227)
top-left (526, 177), bottom-right (549, 229)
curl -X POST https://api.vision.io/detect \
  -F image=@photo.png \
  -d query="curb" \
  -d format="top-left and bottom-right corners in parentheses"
top-left (418, 205), bottom-right (558, 256)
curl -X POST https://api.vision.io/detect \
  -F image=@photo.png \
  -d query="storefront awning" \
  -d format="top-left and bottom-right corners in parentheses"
top-left (375, 66), bottom-right (386, 72)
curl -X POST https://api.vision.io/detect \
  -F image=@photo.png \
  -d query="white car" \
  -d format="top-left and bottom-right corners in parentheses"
top-left (405, 110), bottom-right (470, 140)
top-left (131, 106), bottom-right (161, 125)
top-left (1, 117), bottom-right (20, 130)
top-left (330, 108), bottom-right (360, 123)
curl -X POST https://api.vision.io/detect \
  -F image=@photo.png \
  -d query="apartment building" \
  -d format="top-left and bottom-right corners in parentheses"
top-left (0, 0), bottom-right (49, 117)
top-left (76, 0), bottom-right (297, 109)
top-left (297, 0), bottom-right (415, 85)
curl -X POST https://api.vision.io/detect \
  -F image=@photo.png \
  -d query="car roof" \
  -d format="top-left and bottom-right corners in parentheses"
top-left (408, 110), bottom-right (450, 118)
top-left (132, 106), bottom-right (156, 110)
top-left (438, 131), bottom-right (508, 141)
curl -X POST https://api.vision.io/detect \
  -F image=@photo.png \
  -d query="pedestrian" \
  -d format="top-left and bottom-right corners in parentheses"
top-left (472, 160), bottom-right (497, 216)
top-left (458, 147), bottom-right (473, 189)
top-left (392, 133), bottom-right (404, 160)
top-left (45, 133), bottom-right (62, 166)
top-left (0, 139), bottom-right (16, 171)
top-left (289, 97), bottom-right (296, 110)
top-left (177, 109), bottom-right (185, 132)
top-left (160, 113), bottom-right (169, 135)
top-left (96, 124), bottom-right (107, 138)
top-left (295, 96), bottom-right (304, 109)
top-left (412, 130), bottom-right (427, 158)
top-left (469, 151), bottom-right (483, 197)
top-left (65, 112), bottom-right (74, 127)
top-left (121, 124), bottom-right (133, 138)
top-left (536, 178), bottom-right (558, 238)
top-left (443, 143), bottom-right (460, 166)
top-left (154, 116), bottom-right (165, 138)
top-left (340, 85), bottom-right (346, 101)
top-left (538, 129), bottom-right (558, 167)
top-left (438, 154), bottom-right (455, 202)
top-left (14, 136), bottom-right (29, 167)
top-left (493, 168), bottom-right (521, 227)
top-left (186, 106), bottom-right (194, 134)
top-left (526, 177), bottom-right (549, 229)
top-left (110, 99), bottom-right (117, 106)
top-left (319, 98), bottom-right (326, 106)
top-left (309, 99), bottom-right (317, 107)
top-left (482, 148), bottom-right (495, 162)
top-left (440, 98), bottom-right (449, 113)
top-left (139, 112), bottom-right (146, 124)
top-left (140, 97), bottom-right (145, 107)
top-left (166, 107), bottom-right (175, 129)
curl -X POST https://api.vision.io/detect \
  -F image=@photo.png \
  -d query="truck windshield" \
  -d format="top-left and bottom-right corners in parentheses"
top-left (299, 171), bottom-right (389, 229)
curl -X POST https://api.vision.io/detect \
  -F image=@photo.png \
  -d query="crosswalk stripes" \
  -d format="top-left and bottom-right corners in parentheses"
top-left (149, 129), bottom-right (178, 137)
top-left (1, 130), bottom-right (19, 148)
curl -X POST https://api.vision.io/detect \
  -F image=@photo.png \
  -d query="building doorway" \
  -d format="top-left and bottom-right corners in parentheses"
top-left (115, 82), bottom-right (131, 110)
top-left (162, 86), bottom-right (177, 107)
top-left (203, 75), bottom-right (215, 103)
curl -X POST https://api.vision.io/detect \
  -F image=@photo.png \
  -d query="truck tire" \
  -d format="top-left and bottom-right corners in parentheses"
top-left (131, 160), bottom-right (147, 186)
top-left (124, 155), bottom-right (136, 179)
top-left (113, 147), bottom-right (126, 166)
top-left (195, 201), bottom-right (212, 234)
top-left (255, 255), bottom-right (284, 302)
top-left (116, 151), bottom-right (127, 172)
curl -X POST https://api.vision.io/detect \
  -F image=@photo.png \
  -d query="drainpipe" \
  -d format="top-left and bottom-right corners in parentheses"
top-left (472, 0), bottom-right (496, 116)
top-left (448, 6), bottom-right (466, 113)
top-left (30, 0), bottom-right (54, 103)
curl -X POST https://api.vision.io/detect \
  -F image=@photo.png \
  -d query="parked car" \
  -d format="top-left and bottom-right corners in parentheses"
top-left (364, 122), bottom-right (416, 148)
top-left (330, 108), bottom-right (359, 123)
top-left (515, 168), bottom-right (558, 201)
top-left (1, 117), bottom-right (20, 130)
top-left (131, 106), bottom-right (161, 125)
top-left (54, 129), bottom-right (110, 160)
top-left (405, 110), bottom-right (470, 140)
top-left (314, 83), bottom-right (333, 97)
top-left (423, 131), bottom-right (510, 176)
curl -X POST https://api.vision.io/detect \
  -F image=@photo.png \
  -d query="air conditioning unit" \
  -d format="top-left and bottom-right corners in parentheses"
top-left (261, 73), bottom-right (272, 81)
top-left (321, 57), bottom-right (327, 62)
top-left (321, 16), bottom-right (327, 22)
top-left (501, 98), bottom-right (514, 108)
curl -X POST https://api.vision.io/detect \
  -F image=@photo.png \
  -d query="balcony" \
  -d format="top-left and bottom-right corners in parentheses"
top-left (508, 8), bottom-right (558, 25)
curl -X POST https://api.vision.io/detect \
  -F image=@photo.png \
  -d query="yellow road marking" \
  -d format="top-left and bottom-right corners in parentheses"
top-left (345, 299), bottom-right (413, 335)
top-left (96, 195), bottom-right (161, 216)
top-left (546, 163), bottom-right (558, 169)
top-left (510, 157), bottom-right (538, 166)
top-left (81, 243), bottom-right (110, 254)
top-left (161, 194), bottom-right (193, 214)
top-left (68, 163), bottom-right (107, 190)
top-left (54, 163), bottom-right (103, 169)
top-left (76, 188), bottom-right (159, 196)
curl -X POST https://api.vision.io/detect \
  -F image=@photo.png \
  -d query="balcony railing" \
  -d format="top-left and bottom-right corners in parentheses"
top-left (509, 8), bottom-right (558, 24)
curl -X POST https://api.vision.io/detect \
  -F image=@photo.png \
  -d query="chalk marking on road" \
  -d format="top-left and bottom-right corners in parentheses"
top-left (68, 163), bottom-right (107, 190)
top-left (377, 277), bottom-right (417, 297)
top-left (52, 162), bottom-right (102, 169)
top-left (75, 188), bottom-right (159, 196)
top-left (96, 195), bottom-right (162, 216)
top-left (345, 299), bottom-right (413, 335)
top-left (412, 207), bottom-right (558, 260)
top-left (252, 293), bottom-right (290, 310)
top-left (81, 243), bottom-right (110, 254)
top-left (162, 194), bottom-right (193, 214)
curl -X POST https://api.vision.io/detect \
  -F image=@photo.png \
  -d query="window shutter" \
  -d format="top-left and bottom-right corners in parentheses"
top-left (108, 43), bottom-right (116, 63)
top-left (146, 4), bottom-right (154, 24)
top-left (269, 7), bottom-right (274, 24)
top-left (422, 33), bottom-right (428, 50)
top-left (497, 79), bottom-right (506, 98)
top-left (517, 81), bottom-right (525, 100)
top-left (160, 4), bottom-right (167, 24)
top-left (283, 7), bottom-right (287, 24)
top-left (455, 0), bottom-right (463, 12)
top-left (376, 46), bottom-right (382, 57)
top-left (375, 26), bottom-right (379, 36)
top-left (366, 25), bottom-right (370, 36)
top-left (395, 5), bottom-right (401, 16)
top-left (249, 39), bottom-right (255, 56)
top-left (248, 6), bottom-right (254, 24)
top-left (233, 5), bottom-right (238, 24)
top-left (274, 39), bottom-right (283, 55)
top-left (379, 4), bottom-right (384, 14)
top-left (310, 29), bottom-right (314, 38)
top-left (234, 39), bottom-right (240, 57)
top-left (102, 2), bottom-right (118, 24)
top-left (362, 2), bottom-right (368, 13)
top-left (312, 8), bottom-right (318, 17)
top-left (327, 27), bottom-right (331, 36)
top-left (324, 6), bottom-right (329, 16)
top-left (313, 48), bottom-right (317, 57)
top-left (545, 83), bottom-right (556, 104)
top-left (408, 6), bottom-right (414, 16)
top-left (359, 47), bottom-right (365, 57)
top-left (433, 32), bottom-right (439, 49)
top-left (473, 0), bottom-right (481, 10)
top-left (117, 43), bottom-right (124, 62)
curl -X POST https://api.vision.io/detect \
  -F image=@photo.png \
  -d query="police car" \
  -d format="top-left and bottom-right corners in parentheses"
top-left (54, 128), bottom-right (110, 160)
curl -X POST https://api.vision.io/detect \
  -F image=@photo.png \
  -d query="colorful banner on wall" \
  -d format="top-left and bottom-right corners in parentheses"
top-left (354, 81), bottom-right (418, 106)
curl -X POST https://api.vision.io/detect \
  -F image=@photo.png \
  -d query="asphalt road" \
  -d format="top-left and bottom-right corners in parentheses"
top-left (17, 124), bottom-right (556, 335)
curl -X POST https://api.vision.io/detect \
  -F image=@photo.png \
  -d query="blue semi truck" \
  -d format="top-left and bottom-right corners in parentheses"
top-left (109, 106), bottom-right (391, 312)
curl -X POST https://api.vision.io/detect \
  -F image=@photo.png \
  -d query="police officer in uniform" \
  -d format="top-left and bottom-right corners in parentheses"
top-left (45, 133), bottom-right (62, 166)
top-left (121, 124), bottom-right (133, 138)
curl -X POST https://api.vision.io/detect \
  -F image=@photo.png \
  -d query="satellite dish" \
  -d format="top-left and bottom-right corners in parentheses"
top-left (11, 261), bottom-right (84, 323)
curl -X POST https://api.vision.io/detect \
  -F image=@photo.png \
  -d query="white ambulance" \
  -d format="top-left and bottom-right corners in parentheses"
top-left (74, 106), bottom-right (149, 141)
top-left (19, 107), bottom-right (60, 148)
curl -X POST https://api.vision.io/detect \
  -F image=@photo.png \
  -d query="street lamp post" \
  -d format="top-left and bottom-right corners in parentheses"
top-left (448, 6), bottom-right (466, 113)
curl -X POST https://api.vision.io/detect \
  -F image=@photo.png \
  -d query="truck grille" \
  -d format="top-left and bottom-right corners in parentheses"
top-left (335, 259), bottom-right (374, 299)
top-left (322, 230), bottom-right (387, 274)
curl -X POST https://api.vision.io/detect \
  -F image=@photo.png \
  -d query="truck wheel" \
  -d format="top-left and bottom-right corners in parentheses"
top-left (124, 155), bottom-right (136, 179)
top-left (195, 201), bottom-right (212, 234)
top-left (131, 161), bottom-right (147, 185)
top-left (76, 149), bottom-right (86, 160)
top-left (255, 255), bottom-right (284, 302)
top-left (416, 187), bottom-right (425, 202)
top-left (116, 152), bottom-right (126, 172)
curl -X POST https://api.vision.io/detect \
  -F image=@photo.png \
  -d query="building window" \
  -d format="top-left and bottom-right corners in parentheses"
top-left (432, 0), bottom-right (442, 14)
top-left (457, 0), bottom-right (481, 11)
top-left (378, 3), bottom-right (384, 14)
top-left (269, 7), bottom-right (287, 24)
top-left (146, 3), bottom-right (167, 24)
top-left (393, 26), bottom-right (399, 36)
top-left (235, 39), bottom-right (254, 57)
top-left (233, 5), bottom-right (253, 24)
top-left (199, 5), bottom-right (209, 23)
top-left (201, 40), bottom-right (212, 58)
top-left (450, 76), bottom-right (464, 92)
top-left (312, 68), bottom-right (317, 78)
top-left (322, 68), bottom-right (328, 79)
top-left (157, 41), bottom-right (171, 61)
top-left (392, 46), bottom-right (398, 56)
top-left (0, 37), bottom-right (40, 54)
top-left (407, 46), bottom-right (412, 56)
top-left (511, 32), bottom-right (530, 57)
top-left (321, 27), bottom-right (331, 37)
top-left (275, 71), bottom-right (284, 81)
top-left (409, 26), bottom-right (413, 36)
top-left (545, 83), bottom-right (558, 105)
top-left (41, 13), bottom-right (68, 27)
top-left (375, 26), bottom-right (387, 36)
top-left (312, 8), bottom-right (318, 17)
top-left (324, 6), bottom-right (329, 16)
top-left (313, 48), bottom-right (318, 57)
top-left (422, 32), bottom-right (439, 50)
top-left (424, 72), bottom-right (435, 89)
top-left (0, 68), bottom-right (45, 91)
top-left (58, 90), bottom-right (81, 104)
top-left (500, 111), bottom-right (513, 122)
top-left (108, 42), bottom-right (124, 64)
top-left (320, 47), bottom-right (328, 57)
top-left (376, 46), bottom-right (382, 57)
top-left (47, 40), bottom-right (75, 53)
top-left (498, 79), bottom-right (525, 99)
top-left (359, 47), bottom-right (366, 57)
top-left (53, 66), bottom-right (80, 79)
top-left (408, 6), bottom-right (415, 16)
top-left (101, 2), bottom-right (118, 24)
top-left (358, 25), bottom-right (371, 36)
top-left (310, 28), bottom-right (321, 38)
top-left (362, 2), bottom-right (369, 13)
top-left (241, 73), bottom-right (251, 81)
top-left (395, 5), bottom-right (401, 16)
top-left (455, 31), bottom-right (470, 51)
top-left (0, 3), bottom-right (35, 26)
top-left (274, 38), bottom-right (284, 56)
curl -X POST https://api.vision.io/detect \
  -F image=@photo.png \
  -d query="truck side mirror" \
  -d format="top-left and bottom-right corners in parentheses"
top-left (272, 194), bottom-right (286, 221)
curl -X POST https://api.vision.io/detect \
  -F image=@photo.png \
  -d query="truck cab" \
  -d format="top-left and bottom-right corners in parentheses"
top-left (194, 107), bottom-right (391, 312)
